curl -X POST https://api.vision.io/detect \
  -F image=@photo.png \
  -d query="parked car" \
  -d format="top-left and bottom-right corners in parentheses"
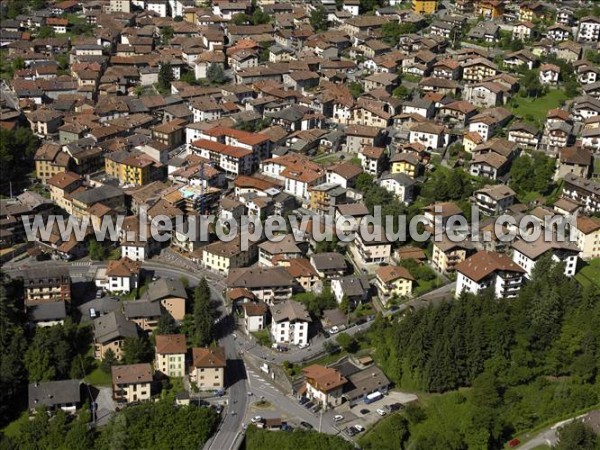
top-left (360, 409), bottom-right (370, 415)
top-left (311, 404), bottom-right (321, 413)
top-left (355, 318), bottom-right (367, 325)
top-left (388, 403), bottom-right (402, 412)
top-left (376, 408), bottom-right (386, 416)
top-left (299, 397), bottom-right (309, 405)
top-left (322, 330), bottom-right (330, 338)
top-left (333, 415), bottom-right (344, 422)
top-left (353, 424), bottom-right (365, 432)
top-left (345, 427), bottom-right (357, 437)
top-left (304, 401), bottom-right (314, 409)
top-left (329, 326), bottom-right (340, 334)
top-left (299, 342), bottom-right (310, 349)
top-left (300, 421), bottom-right (313, 430)
top-left (251, 415), bottom-right (263, 423)
top-left (95, 289), bottom-right (103, 299)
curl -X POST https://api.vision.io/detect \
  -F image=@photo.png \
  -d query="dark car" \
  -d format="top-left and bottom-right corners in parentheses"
top-left (304, 402), bottom-right (314, 409)
top-left (345, 427), bottom-right (357, 437)
top-left (322, 331), bottom-right (330, 338)
top-left (300, 421), bottom-right (313, 430)
top-left (355, 318), bottom-right (367, 326)
top-left (299, 396), bottom-right (308, 405)
top-left (360, 409), bottom-right (370, 415)
top-left (389, 403), bottom-right (403, 412)
top-left (311, 404), bottom-right (321, 413)
top-left (390, 305), bottom-right (400, 312)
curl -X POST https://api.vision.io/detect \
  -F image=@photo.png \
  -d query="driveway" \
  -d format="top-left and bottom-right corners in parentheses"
top-left (95, 387), bottom-right (116, 427)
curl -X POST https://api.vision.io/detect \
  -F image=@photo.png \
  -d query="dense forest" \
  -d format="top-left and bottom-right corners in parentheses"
top-left (364, 256), bottom-right (600, 449)
top-left (1, 400), bottom-right (219, 450)
top-left (245, 426), bottom-right (354, 450)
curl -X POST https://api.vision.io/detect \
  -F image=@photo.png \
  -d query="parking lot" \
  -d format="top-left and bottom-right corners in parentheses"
top-left (329, 391), bottom-right (418, 436)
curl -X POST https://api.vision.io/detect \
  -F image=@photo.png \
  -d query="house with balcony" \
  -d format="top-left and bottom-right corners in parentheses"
top-left (23, 266), bottom-right (71, 307)
top-left (258, 235), bottom-right (304, 267)
top-left (462, 58), bottom-right (499, 83)
top-left (374, 265), bottom-right (414, 304)
top-left (155, 334), bottom-right (187, 378)
top-left (112, 363), bottom-right (153, 404)
top-left (432, 236), bottom-right (474, 274)
top-left (349, 225), bottom-right (392, 265)
top-left (464, 81), bottom-right (505, 108)
top-left (561, 174), bottom-right (600, 214)
top-left (378, 172), bottom-right (416, 205)
top-left (409, 121), bottom-right (448, 151)
top-left (455, 251), bottom-right (525, 299)
top-left (310, 252), bottom-right (348, 278)
top-left (227, 266), bottom-right (296, 304)
top-left (539, 64), bottom-right (560, 85)
top-left (468, 107), bottom-right (513, 142)
top-left (577, 16), bottom-right (600, 43)
top-left (473, 184), bottom-right (516, 216)
top-left (508, 121), bottom-right (540, 148)
top-left (358, 146), bottom-right (386, 176)
top-left (270, 300), bottom-right (311, 346)
top-left (512, 237), bottom-right (580, 279)
top-left (95, 257), bottom-right (141, 294)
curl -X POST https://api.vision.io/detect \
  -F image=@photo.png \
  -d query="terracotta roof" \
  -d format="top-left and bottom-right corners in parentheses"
top-left (283, 258), bottom-right (318, 278)
top-left (242, 301), bottom-right (268, 317)
top-left (302, 364), bottom-right (347, 393)
top-left (106, 257), bottom-right (141, 277)
top-left (560, 147), bottom-right (592, 166)
top-left (576, 215), bottom-right (600, 234)
top-left (361, 146), bottom-right (385, 159)
top-left (376, 265), bottom-right (414, 283)
top-left (456, 250), bottom-right (525, 282)
top-left (155, 334), bottom-right (187, 355)
top-left (192, 347), bottom-right (226, 368)
top-left (47, 171), bottom-right (81, 190)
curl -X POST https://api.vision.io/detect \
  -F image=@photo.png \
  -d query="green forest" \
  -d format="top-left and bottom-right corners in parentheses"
top-left (363, 256), bottom-right (600, 449)
top-left (245, 426), bottom-right (354, 450)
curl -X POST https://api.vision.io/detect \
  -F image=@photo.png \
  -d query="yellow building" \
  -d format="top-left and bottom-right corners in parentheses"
top-left (200, 238), bottom-right (257, 275)
top-left (105, 150), bottom-right (164, 187)
top-left (412, 0), bottom-right (438, 15)
top-left (477, 0), bottom-right (504, 19)
top-left (375, 265), bottom-right (414, 305)
top-left (432, 237), bottom-right (473, 273)
top-left (390, 152), bottom-right (420, 178)
top-left (34, 143), bottom-right (72, 184)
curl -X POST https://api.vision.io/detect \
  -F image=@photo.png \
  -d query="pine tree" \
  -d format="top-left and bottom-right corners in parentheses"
top-left (193, 279), bottom-right (214, 347)
top-left (158, 63), bottom-right (174, 93)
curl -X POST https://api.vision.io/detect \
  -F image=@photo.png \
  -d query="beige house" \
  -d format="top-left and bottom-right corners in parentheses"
top-left (349, 225), bottom-right (392, 265)
top-left (112, 363), bottom-right (153, 404)
top-left (140, 278), bottom-right (188, 322)
top-left (432, 236), bottom-right (474, 274)
top-left (201, 238), bottom-right (257, 275)
top-left (302, 364), bottom-right (347, 410)
top-left (47, 171), bottom-right (83, 214)
top-left (573, 216), bottom-right (600, 260)
top-left (190, 347), bottom-right (227, 391)
top-left (155, 334), bottom-right (187, 378)
top-left (93, 311), bottom-right (139, 360)
top-left (375, 265), bottom-right (414, 304)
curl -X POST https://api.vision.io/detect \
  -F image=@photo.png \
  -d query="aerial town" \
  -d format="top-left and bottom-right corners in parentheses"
top-left (1, 0), bottom-right (600, 449)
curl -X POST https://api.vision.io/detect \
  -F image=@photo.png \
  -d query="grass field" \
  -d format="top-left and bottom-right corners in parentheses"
top-left (510, 89), bottom-right (568, 122)
top-left (575, 258), bottom-right (600, 289)
top-left (85, 365), bottom-right (112, 386)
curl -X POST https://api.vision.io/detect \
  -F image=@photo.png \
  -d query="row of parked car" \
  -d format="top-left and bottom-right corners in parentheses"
top-left (298, 396), bottom-right (322, 413)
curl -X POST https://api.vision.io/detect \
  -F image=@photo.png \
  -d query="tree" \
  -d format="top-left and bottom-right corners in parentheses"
top-left (157, 312), bottom-right (179, 335)
top-left (158, 62), bottom-right (174, 93)
top-left (88, 238), bottom-right (108, 261)
top-left (100, 348), bottom-right (117, 373)
top-left (206, 63), bottom-right (226, 84)
top-left (336, 332), bottom-right (358, 353)
top-left (520, 69), bottom-right (543, 98)
top-left (381, 22), bottom-right (416, 45)
top-left (122, 336), bottom-right (153, 364)
top-left (37, 26), bottom-right (55, 39)
top-left (162, 26), bottom-right (174, 45)
top-left (231, 13), bottom-right (250, 25)
top-left (251, 8), bottom-right (270, 25)
top-left (553, 421), bottom-right (598, 450)
top-left (193, 279), bottom-right (214, 346)
top-left (359, 0), bottom-right (385, 14)
top-left (348, 81), bottom-right (364, 99)
top-left (393, 85), bottom-right (411, 100)
top-left (309, 6), bottom-right (328, 32)
top-left (0, 126), bottom-right (39, 185)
